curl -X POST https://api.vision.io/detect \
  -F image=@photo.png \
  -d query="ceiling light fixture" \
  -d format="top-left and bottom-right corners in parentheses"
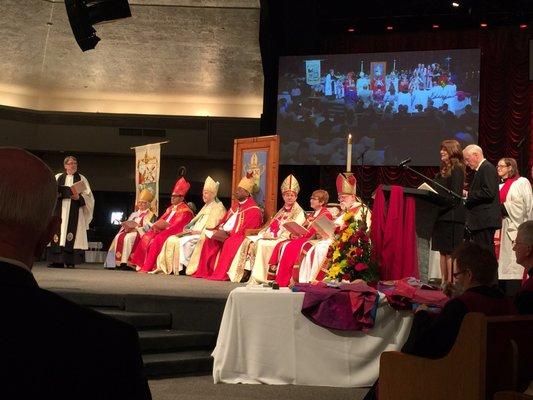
top-left (386, 25), bottom-right (393, 31)
top-left (432, 24), bottom-right (440, 29)
top-left (451, 2), bottom-right (460, 7)
top-left (347, 27), bottom-right (355, 32)
top-left (480, 22), bottom-right (488, 28)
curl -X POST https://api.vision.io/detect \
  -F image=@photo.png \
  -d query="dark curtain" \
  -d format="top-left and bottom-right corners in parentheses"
top-left (290, 27), bottom-right (530, 202)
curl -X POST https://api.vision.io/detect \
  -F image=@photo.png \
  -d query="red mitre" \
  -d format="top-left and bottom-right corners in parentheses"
top-left (172, 177), bottom-right (190, 196)
top-left (336, 173), bottom-right (357, 195)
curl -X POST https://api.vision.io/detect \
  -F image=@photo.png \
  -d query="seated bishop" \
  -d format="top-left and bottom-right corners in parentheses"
top-left (105, 188), bottom-right (156, 270)
top-left (227, 174), bottom-right (306, 283)
top-left (153, 176), bottom-right (226, 275)
top-left (129, 177), bottom-right (194, 273)
top-left (299, 173), bottom-right (371, 283)
top-left (266, 189), bottom-right (332, 287)
top-left (193, 173), bottom-right (263, 281)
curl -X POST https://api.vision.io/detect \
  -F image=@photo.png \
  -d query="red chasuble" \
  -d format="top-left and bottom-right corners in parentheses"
top-left (194, 197), bottom-right (262, 281)
top-left (129, 202), bottom-right (193, 272)
top-left (269, 207), bottom-right (332, 287)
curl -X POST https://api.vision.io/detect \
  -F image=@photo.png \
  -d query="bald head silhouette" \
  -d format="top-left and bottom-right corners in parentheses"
top-left (0, 147), bottom-right (59, 269)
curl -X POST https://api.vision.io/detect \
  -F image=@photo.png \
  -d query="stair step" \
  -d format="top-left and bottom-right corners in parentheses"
top-left (94, 308), bottom-right (171, 329)
top-left (138, 330), bottom-right (215, 352)
top-left (143, 350), bottom-right (213, 378)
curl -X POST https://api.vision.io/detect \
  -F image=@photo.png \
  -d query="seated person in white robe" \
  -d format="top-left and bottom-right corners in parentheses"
top-left (154, 176), bottom-right (226, 275)
top-left (227, 174), bottom-right (306, 283)
top-left (299, 173), bottom-right (371, 283)
top-left (105, 188), bottom-right (156, 270)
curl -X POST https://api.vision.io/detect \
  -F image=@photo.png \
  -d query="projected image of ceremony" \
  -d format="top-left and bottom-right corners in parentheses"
top-left (278, 48), bottom-right (480, 166)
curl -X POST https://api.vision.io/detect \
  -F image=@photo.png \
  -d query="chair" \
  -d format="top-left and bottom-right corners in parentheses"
top-left (378, 313), bottom-right (533, 400)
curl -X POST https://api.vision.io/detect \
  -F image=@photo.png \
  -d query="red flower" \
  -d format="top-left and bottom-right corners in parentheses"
top-left (355, 262), bottom-right (368, 271)
top-left (342, 273), bottom-right (351, 281)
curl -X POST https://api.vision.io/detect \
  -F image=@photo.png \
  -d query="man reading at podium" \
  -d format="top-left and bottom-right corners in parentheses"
top-left (193, 173), bottom-right (262, 280)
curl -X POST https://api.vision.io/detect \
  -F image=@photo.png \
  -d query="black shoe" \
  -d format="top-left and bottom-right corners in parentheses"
top-left (47, 263), bottom-right (64, 268)
top-left (178, 269), bottom-right (186, 276)
top-left (240, 269), bottom-right (251, 283)
top-left (65, 264), bottom-right (75, 269)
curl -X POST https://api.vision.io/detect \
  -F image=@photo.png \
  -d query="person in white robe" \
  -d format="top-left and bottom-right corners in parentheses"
top-left (429, 81), bottom-right (444, 109)
top-left (105, 189), bottom-right (156, 270)
top-left (496, 158), bottom-right (533, 280)
top-left (411, 83), bottom-right (429, 112)
top-left (441, 81), bottom-right (458, 114)
top-left (47, 156), bottom-right (94, 268)
top-left (228, 174), bottom-right (306, 283)
top-left (299, 173), bottom-right (371, 283)
top-left (154, 176), bottom-right (226, 275)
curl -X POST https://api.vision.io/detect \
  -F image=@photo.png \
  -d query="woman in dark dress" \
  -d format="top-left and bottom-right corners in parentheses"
top-left (432, 139), bottom-right (466, 285)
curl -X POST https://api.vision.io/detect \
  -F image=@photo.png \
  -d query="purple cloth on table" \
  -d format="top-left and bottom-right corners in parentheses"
top-left (293, 282), bottom-right (379, 331)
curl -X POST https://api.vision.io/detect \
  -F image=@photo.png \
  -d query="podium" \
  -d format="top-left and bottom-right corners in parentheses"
top-left (380, 185), bottom-right (449, 282)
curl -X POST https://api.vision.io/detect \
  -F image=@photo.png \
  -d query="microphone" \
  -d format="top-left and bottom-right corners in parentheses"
top-left (517, 137), bottom-right (525, 148)
top-left (398, 157), bottom-right (412, 168)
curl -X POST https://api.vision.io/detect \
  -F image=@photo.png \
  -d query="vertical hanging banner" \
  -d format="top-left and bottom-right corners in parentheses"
top-left (305, 59), bottom-right (321, 85)
top-left (133, 141), bottom-right (167, 215)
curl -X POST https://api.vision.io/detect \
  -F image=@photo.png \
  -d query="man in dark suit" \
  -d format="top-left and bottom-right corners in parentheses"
top-left (0, 147), bottom-right (151, 399)
top-left (462, 144), bottom-right (501, 254)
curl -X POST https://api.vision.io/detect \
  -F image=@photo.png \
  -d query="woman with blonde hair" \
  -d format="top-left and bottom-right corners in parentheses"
top-left (431, 139), bottom-right (466, 286)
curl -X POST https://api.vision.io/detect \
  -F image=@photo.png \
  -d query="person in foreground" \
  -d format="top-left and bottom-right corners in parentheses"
top-left (514, 220), bottom-right (533, 314)
top-left (402, 241), bottom-right (516, 358)
top-left (0, 147), bottom-right (151, 399)
top-left (364, 242), bottom-right (516, 400)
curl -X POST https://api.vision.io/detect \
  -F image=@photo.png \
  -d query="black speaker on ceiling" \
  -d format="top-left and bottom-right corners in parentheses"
top-left (64, 0), bottom-right (132, 52)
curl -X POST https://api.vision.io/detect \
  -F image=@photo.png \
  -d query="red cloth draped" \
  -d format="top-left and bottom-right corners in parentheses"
top-left (194, 197), bottom-right (262, 281)
top-left (370, 185), bottom-right (386, 266)
top-left (402, 195), bottom-right (419, 279)
top-left (372, 185), bottom-right (418, 280)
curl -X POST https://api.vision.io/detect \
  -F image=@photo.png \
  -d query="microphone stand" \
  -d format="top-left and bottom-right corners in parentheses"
top-left (355, 148), bottom-right (369, 204)
top-left (401, 164), bottom-right (463, 201)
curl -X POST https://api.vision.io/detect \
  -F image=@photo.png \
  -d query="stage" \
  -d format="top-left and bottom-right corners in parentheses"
top-left (33, 262), bottom-right (242, 299)
top-left (33, 261), bottom-right (242, 379)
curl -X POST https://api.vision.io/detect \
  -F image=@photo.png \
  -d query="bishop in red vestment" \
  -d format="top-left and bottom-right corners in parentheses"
top-left (268, 189), bottom-right (332, 287)
top-left (130, 177), bottom-right (193, 273)
top-left (194, 173), bottom-right (262, 280)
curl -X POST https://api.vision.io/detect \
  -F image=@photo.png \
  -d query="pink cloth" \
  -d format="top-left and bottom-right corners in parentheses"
top-left (293, 282), bottom-right (379, 331)
top-left (381, 279), bottom-right (448, 310)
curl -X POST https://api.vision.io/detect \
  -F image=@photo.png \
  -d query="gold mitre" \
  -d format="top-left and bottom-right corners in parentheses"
top-left (138, 188), bottom-right (154, 202)
top-left (238, 172), bottom-right (256, 194)
top-left (203, 176), bottom-right (219, 195)
top-left (280, 174), bottom-right (300, 195)
top-left (336, 173), bottom-right (357, 195)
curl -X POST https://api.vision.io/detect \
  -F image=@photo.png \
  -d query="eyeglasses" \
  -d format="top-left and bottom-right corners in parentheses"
top-left (452, 270), bottom-right (468, 279)
top-left (496, 165), bottom-right (508, 169)
top-left (310, 197), bottom-right (319, 200)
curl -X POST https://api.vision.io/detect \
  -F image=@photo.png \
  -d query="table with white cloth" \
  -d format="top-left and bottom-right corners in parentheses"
top-left (212, 286), bottom-right (413, 387)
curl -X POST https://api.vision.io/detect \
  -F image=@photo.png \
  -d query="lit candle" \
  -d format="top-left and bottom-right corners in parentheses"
top-left (347, 134), bottom-right (352, 172)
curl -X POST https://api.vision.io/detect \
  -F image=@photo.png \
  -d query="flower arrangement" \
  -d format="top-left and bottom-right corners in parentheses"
top-left (324, 208), bottom-right (380, 283)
